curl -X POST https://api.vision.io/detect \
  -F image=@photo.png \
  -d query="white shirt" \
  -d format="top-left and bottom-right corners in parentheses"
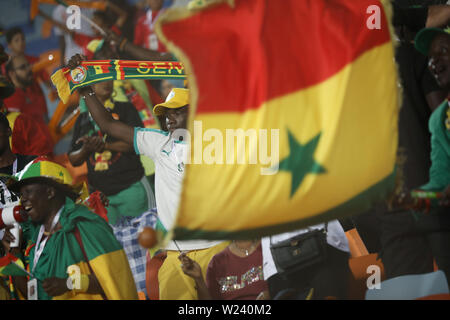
top-left (134, 128), bottom-right (222, 251)
top-left (52, 4), bottom-right (94, 64)
top-left (261, 220), bottom-right (350, 280)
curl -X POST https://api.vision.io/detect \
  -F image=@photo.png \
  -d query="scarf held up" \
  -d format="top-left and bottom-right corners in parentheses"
top-left (51, 60), bottom-right (185, 104)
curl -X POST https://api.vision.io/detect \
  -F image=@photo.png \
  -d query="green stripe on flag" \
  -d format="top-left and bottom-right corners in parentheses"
top-left (173, 170), bottom-right (396, 240)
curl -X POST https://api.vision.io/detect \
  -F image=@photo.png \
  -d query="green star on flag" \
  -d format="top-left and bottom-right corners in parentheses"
top-left (278, 130), bottom-right (327, 197)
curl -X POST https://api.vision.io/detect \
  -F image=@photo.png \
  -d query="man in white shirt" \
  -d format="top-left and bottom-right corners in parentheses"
top-left (68, 55), bottom-right (227, 299)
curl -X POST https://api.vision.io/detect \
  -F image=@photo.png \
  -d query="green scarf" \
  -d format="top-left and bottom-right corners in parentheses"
top-left (51, 60), bottom-right (185, 104)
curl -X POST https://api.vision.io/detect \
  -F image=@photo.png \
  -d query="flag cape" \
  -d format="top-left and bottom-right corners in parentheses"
top-left (28, 198), bottom-right (138, 300)
top-left (156, 0), bottom-right (400, 239)
top-left (0, 253), bottom-right (28, 277)
top-left (51, 60), bottom-right (185, 104)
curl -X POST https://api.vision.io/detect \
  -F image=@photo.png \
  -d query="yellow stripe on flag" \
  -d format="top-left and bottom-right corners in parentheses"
top-left (115, 60), bottom-right (123, 80)
top-left (54, 251), bottom-right (138, 300)
top-left (89, 249), bottom-right (138, 300)
top-left (53, 262), bottom-right (103, 300)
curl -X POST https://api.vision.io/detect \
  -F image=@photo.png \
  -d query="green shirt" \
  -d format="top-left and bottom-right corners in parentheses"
top-left (420, 100), bottom-right (450, 192)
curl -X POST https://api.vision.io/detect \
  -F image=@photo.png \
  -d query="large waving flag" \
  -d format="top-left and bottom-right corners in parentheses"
top-left (156, 0), bottom-right (399, 239)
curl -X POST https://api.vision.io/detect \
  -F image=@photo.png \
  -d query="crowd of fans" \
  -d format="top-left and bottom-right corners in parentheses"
top-left (0, 0), bottom-right (449, 300)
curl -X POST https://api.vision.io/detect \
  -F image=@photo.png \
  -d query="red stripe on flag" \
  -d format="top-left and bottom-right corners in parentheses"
top-left (83, 60), bottom-right (111, 65)
top-left (161, 0), bottom-right (391, 113)
top-left (102, 65), bottom-right (110, 74)
top-left (0, 253), bottom-right (18, 267)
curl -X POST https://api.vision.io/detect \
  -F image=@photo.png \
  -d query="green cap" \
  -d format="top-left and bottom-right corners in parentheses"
top-left (414, 27), bottom-right (450, 56)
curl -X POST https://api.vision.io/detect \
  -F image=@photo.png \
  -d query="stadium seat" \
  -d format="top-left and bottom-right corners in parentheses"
top-left (365, 270), bottom-right (449, 300)
top-left (416, 293), bottom-right (450, 300)
top-left (146, 251), bottom-right (167, 300)
top-left (345, 228), bottom-right (369, 258)
top-left (348, 253), bottom-right (385, 299)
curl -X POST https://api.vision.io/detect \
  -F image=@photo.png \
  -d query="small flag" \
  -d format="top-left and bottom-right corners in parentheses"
top-left (0, 254), bottom-right (30, 277)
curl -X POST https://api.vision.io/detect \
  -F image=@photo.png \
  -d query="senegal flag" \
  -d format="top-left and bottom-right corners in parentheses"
top-left (156, 0), bottom-right (399, 239)
top-left (0, 253), bottom-right (29, 277)
top-left (27, 198), bottom-right (138, 300)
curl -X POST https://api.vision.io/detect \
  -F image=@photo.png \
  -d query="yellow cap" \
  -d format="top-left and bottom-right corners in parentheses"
top-left (153, 88), bottom-right (189, 116)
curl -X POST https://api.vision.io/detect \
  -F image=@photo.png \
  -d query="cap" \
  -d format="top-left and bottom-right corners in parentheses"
top-left (8, 157), bottom-right (79, 200)
top-left (153, 88), bottom-right (189, 116)
top-left (414, 27), bottom-right (450, 56)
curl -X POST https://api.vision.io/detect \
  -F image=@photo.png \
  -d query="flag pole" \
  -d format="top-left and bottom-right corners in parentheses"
top-left (173, 240), bottom-right (182, 253)
top-left (11, 261), bottom-right (42, 282)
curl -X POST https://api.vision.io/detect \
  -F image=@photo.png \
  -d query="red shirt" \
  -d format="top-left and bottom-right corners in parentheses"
top-left (134, 9), bottom-right (167, 52)
top-left (73, 33), bottom-right (97, 58)
top-left (0, 54), bottom-right (50, 83)
top-left (206, 244), bottom-right (268, 300)
top-left (7, 112), bottom-right (54, 156)
top-left (3, 80), bottom-right (48, 121)
top-left (25, 55), bottom-right (51, 83)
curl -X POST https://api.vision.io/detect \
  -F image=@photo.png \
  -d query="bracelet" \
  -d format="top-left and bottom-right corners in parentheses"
top-left (81, 91), bottom-right (96, 100)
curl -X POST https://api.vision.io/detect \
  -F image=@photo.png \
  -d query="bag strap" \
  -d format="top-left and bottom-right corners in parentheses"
top-left (73, 227), bottom-right (108, 300)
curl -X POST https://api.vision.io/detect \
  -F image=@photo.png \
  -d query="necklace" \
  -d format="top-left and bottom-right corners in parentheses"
top-left (232, 240), bottom-right (258, 256)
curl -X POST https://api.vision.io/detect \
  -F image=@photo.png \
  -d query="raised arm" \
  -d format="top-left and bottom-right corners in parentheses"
top-left (67, 54), bottom-right (135, 145)
top-left (121, 39), bottom-right (174, 61)
top-left (105, 30), bottom-right (174, 61)
top-left (106, 0), bottom-right (128, 28)
top-left (426, 5), bottom-right (450, 28)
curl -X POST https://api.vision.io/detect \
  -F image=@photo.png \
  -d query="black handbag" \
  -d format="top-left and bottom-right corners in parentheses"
top-left (270, 223), bottom-right (328, 278)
